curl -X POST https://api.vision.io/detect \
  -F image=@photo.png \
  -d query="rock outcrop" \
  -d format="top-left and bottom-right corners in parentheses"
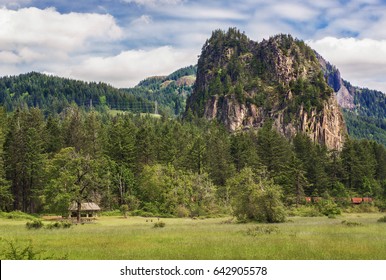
top-left (186, 28), bottom-right (347, 150)
top-left (317, 53), bottom-right (355, 109)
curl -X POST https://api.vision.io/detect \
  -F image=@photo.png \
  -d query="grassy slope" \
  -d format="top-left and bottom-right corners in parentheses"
top-left (1, 214), bottom-right (385, 260)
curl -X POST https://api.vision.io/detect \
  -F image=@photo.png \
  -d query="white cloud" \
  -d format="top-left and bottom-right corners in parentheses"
top-left (270, 3), bottom-right (317, 21)
top-left (131, 14), bottom-right (152, 26)
top-left (166, 5), bottom-right (247, 20)
top-left (0, 51), bottom-right (20, 64)
top-left (69, 46), bottom-right (198, 87)
top-left (0, 7), bottom-right (122, 54)
top-left (309, 37), bottom-right (386, 92)
top-left (122, 0), bottom-right (183, 7)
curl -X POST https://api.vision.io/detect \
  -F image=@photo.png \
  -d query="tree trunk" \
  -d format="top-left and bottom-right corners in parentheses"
top-left (77, 201), bottom-right (81, 223)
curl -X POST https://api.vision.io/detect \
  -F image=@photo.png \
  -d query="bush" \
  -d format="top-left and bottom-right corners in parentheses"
top-left (100, 210), bottom-right (121, 216)
top-left (153, 221), bottom-right (166, 228)
top-left (341, 220), bottom-right (363, 227)
top-left (317, 200), bottom-right (341, 216)
top-left (246, 225), bottom-right (280, 236)
top-left (1, 239), bottom-right (68, 260)
top-left (377, 216), bottom-right (386, 223)
top-left (46, 222), bottom-right (61, 229)
top-left (290, 205), bottom-right (323, 217)
top-left (131, 210), bottom-right (156, 217)
top-left (45, 221), bottom-right (72, 229)
top-left (120, 204), bottom-right (129, 218)
top-left (230, 169), bottom-right (287, 223)
top-left (0, 211), bottom-right (36, 220)
top-left (189, 205), bottom-right (207, 218)
top-left (26, 220), bottom-right (43, 229)
top-left (345, 204), bottom-right (379, 213)
top-left (175, 205), bottom-right (190, 218)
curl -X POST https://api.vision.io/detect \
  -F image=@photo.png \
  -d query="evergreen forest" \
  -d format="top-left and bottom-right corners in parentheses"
top-left (1, 106), bottom-right (386, 222)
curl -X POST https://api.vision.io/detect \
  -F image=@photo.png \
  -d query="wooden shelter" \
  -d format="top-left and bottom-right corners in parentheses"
top-left (351, 197), bottom-right (363, 204)
top-left (68, 202), bottom-right (101, 218)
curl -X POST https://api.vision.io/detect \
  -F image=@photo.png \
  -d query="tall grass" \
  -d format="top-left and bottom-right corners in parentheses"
top-left (1, 213), bottom-right (385, 260)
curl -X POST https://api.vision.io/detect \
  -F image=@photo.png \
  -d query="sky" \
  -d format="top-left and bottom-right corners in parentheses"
top-left (0, 0), bottom-right (386, 92)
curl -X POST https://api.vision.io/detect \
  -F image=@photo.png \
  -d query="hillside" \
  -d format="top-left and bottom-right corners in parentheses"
top-left (186, 28), bottom-right (346, 150)
top-left (319, 58), bottom-right (386, 145)
top-left (0, 72), bottom-right (155, 115)
top-left (122, 65), bottom-right (196, 116)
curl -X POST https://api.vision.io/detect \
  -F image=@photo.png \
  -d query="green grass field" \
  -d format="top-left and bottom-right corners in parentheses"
top-left (1, 213), bottom-right (386, 260)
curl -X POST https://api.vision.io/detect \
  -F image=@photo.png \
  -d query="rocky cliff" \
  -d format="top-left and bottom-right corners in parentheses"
top-left (317, 53), bottom-right (355, 109)
top-left (186, 28), bottom-right (347, 150)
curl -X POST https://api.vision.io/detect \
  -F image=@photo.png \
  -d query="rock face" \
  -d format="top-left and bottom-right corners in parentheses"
top-left (203, 94), bottom-right (345, 150)
top-left (186, 28), bottom-right (347, 150)
top-left (317, 53), bottom-right (355, 109)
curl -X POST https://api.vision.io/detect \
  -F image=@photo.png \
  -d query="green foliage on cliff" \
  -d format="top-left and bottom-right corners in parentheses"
top-left (186, 28), bottom-right (333, 120)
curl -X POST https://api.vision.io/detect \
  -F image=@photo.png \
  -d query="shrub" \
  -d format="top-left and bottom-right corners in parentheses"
top-left (26, 220), bottom-right (43, 229)
top-left (317, 200), bottom-right (341, 216)
top-left (189, 205), bottom-right (208, 218)
top-left (46, 222), bottom-right (61, 229)
top-left (291, 205), bottom-right (323, 217)
top-left (377, 216), bottom-right (386, 223)
top-left (1, 239), bottom-right (68, 260)
top-left (246, 225), bottom-right (280, 237)
top-left (341, 220), bottom-right (363, 227)
top-left (230, 169), bottom-right (287, 223)
top-left (61, 221), bottom-right (72, 228)
top-left (120, 204), bottom-right (129, 218)
top-left (346, 203), bottom-right (379, 213)
top-left (100, 210), bottom-right (121, 216)
top-left (175, 205), bottom-right (190, 218)
top-left (131, 210), bottom-right (155, 217)
top-left (0, 211), bottom-right (36, 220)
top-left (153, 221), bottom-right (166, 228)
top-left (45, 221), bottom-right (72, 229)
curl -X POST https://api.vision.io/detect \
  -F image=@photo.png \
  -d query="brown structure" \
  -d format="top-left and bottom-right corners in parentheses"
top-left (351, 197), bottom-right (363, 204)
top-left (68, 202), bottom-right (101, 218)
top-left (304, 196), bottom-right (372, 205)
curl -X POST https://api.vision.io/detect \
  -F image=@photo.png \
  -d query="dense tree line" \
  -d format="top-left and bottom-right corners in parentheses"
top-left (344, 110), bottom-right (386, 146)
top-left (1, 106), bottom-right (385, 220)
top-left (0, 72), bottom-right (154, 115)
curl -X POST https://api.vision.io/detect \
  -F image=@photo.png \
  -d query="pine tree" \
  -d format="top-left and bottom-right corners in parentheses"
top-left (4, 109), bottom-right (45, 212)
top-left (0, 108), bottom-right (12, 210)
top-left (44, 115), bottom-right (63, 155)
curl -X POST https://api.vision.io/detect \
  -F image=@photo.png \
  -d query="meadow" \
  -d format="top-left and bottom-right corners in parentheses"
top-left (1, 213), bottom-right (386, 260)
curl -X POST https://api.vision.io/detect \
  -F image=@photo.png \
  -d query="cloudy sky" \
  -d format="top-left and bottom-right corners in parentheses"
top-left (0, 0), bottom-right (386, 92)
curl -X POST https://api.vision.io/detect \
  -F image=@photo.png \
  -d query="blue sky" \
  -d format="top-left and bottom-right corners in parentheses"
top-left (0, 0), bottom-right (386, 92)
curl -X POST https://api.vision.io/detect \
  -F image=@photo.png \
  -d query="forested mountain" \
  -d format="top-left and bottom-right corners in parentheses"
top-left (186, 28), bottom-right (346, 150)
top-left (0, 72), bottom-right (155, 115)
top-left (122, 65), bottom-right (196, 116)
top-left (0, 67), bottom-right (197, 117)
